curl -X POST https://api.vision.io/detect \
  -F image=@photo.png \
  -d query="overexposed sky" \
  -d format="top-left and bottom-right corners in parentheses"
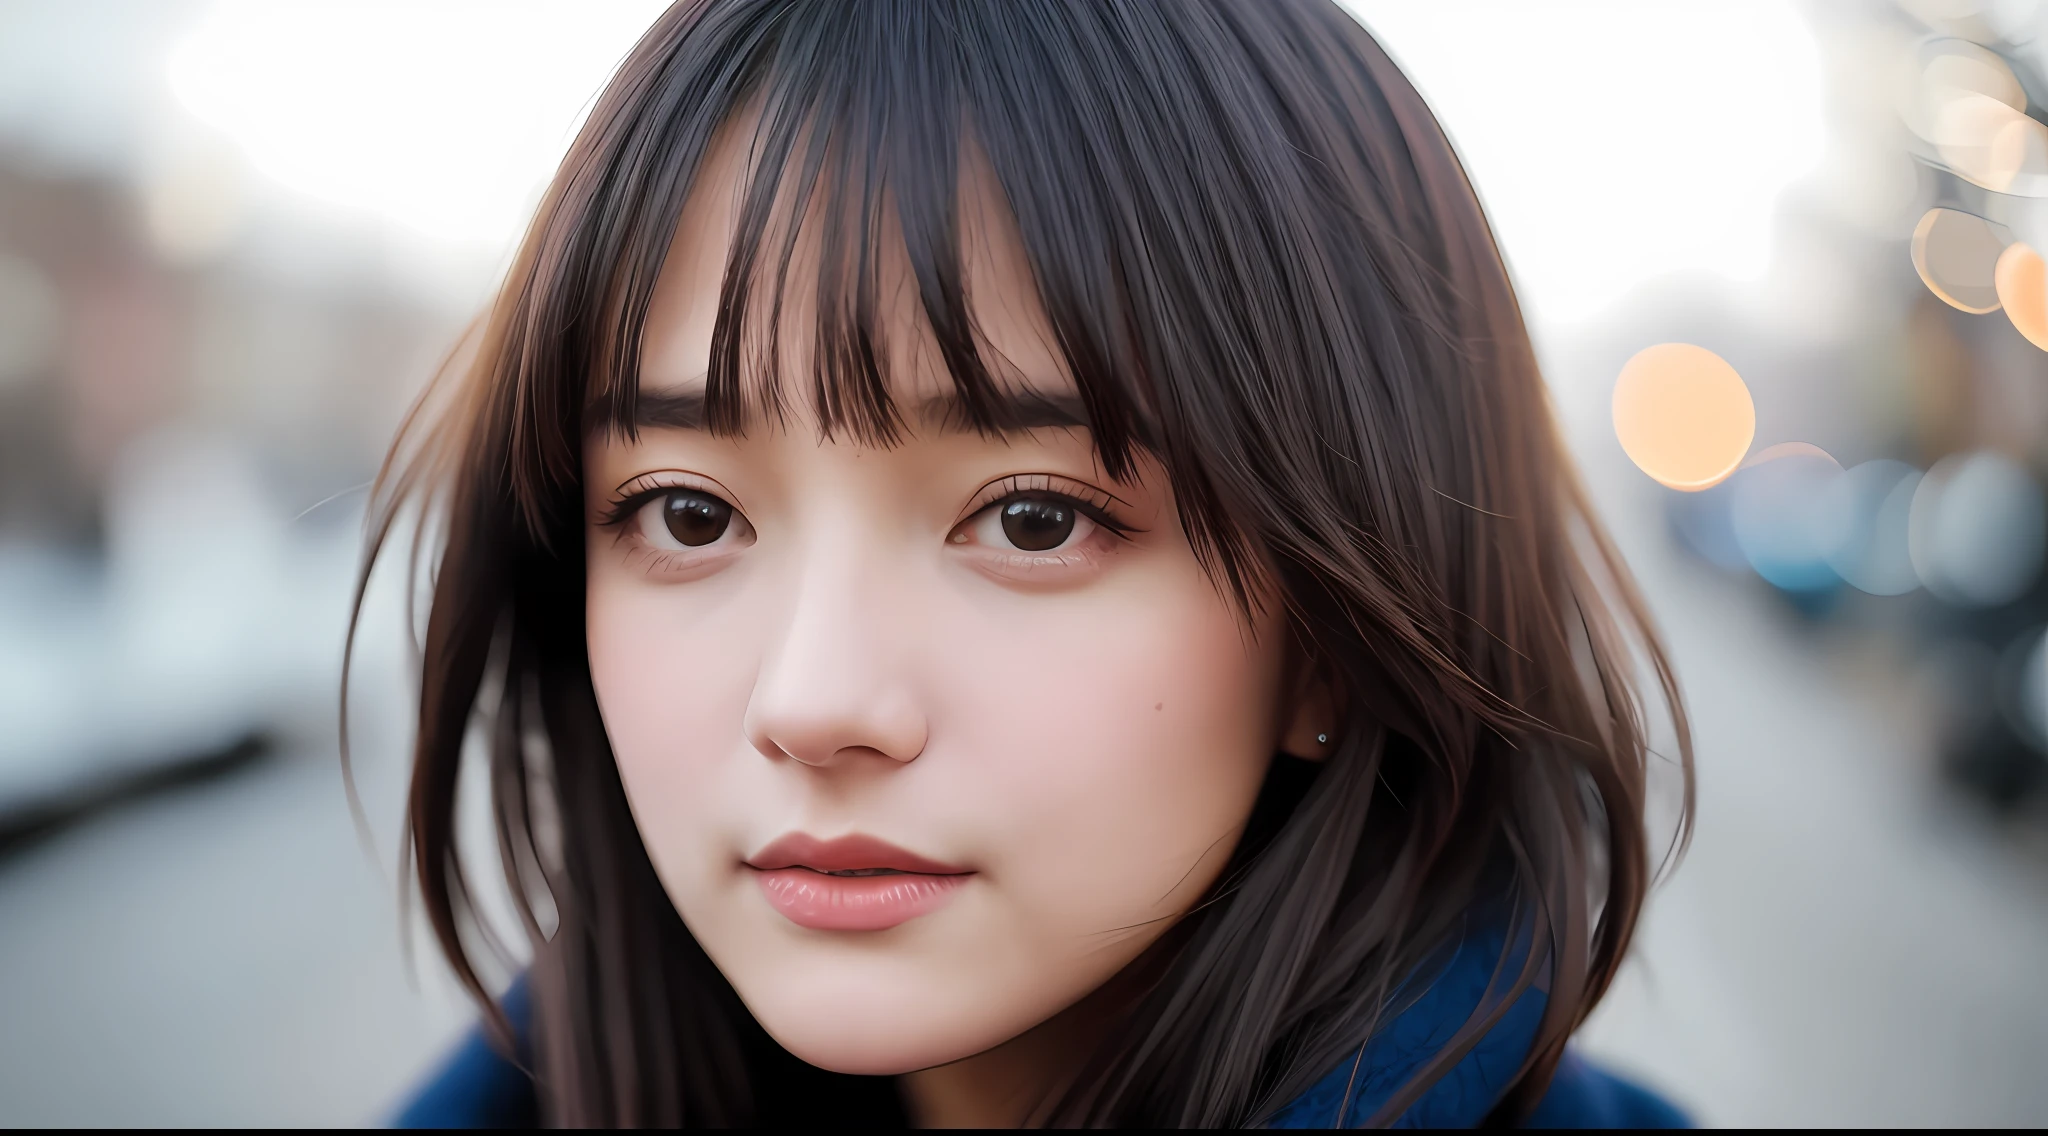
top-left (1344, 0), bottom-right (1827, 327)
top-left (166, 0), bottom-right (673, 248)
top-left (115, 1), bottom-right (1830, 326)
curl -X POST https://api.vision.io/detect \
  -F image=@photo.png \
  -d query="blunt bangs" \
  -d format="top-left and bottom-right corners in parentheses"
top-left (577, 3), bottom-right (1163, 478)
top-left (547, 0), bottom-right (1398, 603)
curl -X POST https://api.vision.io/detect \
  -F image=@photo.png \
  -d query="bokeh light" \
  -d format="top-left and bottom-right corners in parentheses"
top-left (1666, 477), bottom-right (1751, 573)
top-left (1902, 37), bottom-right (2048, 195)
top-left (1989, 111), bottom-right (2048, 197)
top-left (1730, 443), bottom-right (1846, 592)
top-left (2018, 626), bottom-right (2048, 749)
top-left (1612, 343), bottom-right (1756, 491)
top-left (1934, 93), bottom-right (2041, 191)
top-left (1910, 207), bottom-right (2006, 313)
top-left (1821, 459), bottom-right (1924, 596)
top-left (1910, 449), bottom-right (2047, 607)
top-left (1914, 37), bottom-right (2024, 115)
top-left (1902, 40), bottom-right (2018, 128)
top-left (1994, 241), bottom-right (2048, 350)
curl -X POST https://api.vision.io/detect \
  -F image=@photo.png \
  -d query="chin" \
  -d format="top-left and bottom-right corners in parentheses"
top-left (737, 978), bottom-right (1027, 1076)
top-left (757, 1013), bottom-right (986, 1076)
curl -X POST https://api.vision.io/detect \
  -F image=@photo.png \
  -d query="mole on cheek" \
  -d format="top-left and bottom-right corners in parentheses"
top-left (1154, 702), bottom-right (1163, 711)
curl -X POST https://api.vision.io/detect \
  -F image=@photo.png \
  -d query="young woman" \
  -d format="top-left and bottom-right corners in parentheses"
top-left (368, 0), bottom-right (1693, 1126)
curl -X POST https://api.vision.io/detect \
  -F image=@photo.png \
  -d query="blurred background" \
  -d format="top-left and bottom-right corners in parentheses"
top-left (0, 0), bottom-right (2044, 1125)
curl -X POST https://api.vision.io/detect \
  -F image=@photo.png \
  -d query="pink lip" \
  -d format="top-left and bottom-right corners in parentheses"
top-left (746, 833), bottom-right (974, 932)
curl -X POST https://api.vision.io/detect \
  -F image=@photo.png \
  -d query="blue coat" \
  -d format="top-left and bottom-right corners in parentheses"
top-left (395, 931), bottom-right (1687, 1128)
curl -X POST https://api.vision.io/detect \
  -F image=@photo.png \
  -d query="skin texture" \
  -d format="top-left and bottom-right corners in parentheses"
top-left (583, 126), bottom-right (1332, 1126)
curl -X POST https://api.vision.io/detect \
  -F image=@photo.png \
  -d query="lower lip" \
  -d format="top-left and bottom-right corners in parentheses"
top-left (751, 868), bottom-right (972, 931)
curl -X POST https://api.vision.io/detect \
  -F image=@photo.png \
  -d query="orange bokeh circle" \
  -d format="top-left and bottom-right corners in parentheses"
top-left (1996, 241), bottom-right (2048, 351)
top-left (1612, 343), bottom-right (1756, 491)
top-left (1912, 208), bottom-right (2005, 313)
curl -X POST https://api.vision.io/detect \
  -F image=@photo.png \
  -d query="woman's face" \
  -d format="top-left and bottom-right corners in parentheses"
top-left (583, 132), bottom-right (1314, 1076)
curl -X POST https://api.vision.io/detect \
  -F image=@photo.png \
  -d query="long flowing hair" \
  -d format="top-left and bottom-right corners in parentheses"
top-left (351, 0), bottom-right (1692, 1125)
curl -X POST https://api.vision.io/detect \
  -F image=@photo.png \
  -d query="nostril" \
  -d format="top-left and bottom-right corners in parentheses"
top-left (841, 744), bottom-right (912, 764)
top-left (784, 744), bottom-right (834, 767)
top-left (774, 743), bottom-right (909, 768)
top-left (742, 682), bottom-right (928, 766)
top-left (757, 735), bottom-right (814, 766)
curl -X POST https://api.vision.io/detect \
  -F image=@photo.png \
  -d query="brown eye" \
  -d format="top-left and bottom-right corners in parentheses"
top-left (999, 495), bottom-right (1076, 551)
top-left (662, 490), bottom-right (733, 546)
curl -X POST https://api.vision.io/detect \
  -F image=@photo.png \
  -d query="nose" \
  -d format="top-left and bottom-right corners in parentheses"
top-left (742, 546), bottom-right (928, 768)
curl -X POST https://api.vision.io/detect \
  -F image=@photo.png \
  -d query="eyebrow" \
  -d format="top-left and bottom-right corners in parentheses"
top-left (612, 384), bottom-right (1094, 435)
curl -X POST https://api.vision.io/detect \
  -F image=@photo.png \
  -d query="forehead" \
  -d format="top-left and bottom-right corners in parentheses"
top-left (632, 113), bottom-right (1076, 436)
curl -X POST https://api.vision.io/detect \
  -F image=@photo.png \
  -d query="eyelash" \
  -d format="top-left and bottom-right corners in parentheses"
top-left (595, 473), bottom-right (723, 529)
top-left (959, 474), bottom-right (1139, 539)
top-left (598, 473), bottom-right (1138, 539)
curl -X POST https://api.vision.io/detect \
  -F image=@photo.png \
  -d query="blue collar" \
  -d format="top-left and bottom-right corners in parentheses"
top-left (1267, 918), bottom-right (1688, 1128)
top-left (394, 923), bottom-right (1687, 1128)
top-left (1266, 920), bottom-right (1547, 1127)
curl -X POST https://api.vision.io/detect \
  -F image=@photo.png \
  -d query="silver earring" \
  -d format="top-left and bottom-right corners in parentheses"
top-left (1316, 733), bottom-right (1329, 745)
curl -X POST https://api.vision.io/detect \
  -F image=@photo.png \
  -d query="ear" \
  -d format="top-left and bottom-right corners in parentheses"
top-left (1278, 665), bottom-right (1340, 762)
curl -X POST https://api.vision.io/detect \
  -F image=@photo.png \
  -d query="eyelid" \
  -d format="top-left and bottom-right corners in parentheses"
top-left (961, 473), bottom-right (1143, 537)
top-left (595, 470), bottom-right (743, 527)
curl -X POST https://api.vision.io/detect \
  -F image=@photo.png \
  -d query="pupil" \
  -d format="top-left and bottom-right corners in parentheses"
top-left (1000, 496), bottom-right (1075, 551)
top-left (663, 491), bottom-right (732, 546)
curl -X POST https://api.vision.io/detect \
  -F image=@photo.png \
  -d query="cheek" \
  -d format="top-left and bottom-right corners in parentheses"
top-left (933, 560), bottom-right (1283, 940)
top-left (584, 560), bottom-right (758, 869)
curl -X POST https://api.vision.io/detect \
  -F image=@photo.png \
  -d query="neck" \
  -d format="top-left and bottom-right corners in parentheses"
top-left (896, 981), bottom-right (1126, 1128)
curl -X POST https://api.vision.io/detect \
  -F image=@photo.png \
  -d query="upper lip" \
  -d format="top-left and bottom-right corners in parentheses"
top-left (746, 833), bottom-right (972, 875)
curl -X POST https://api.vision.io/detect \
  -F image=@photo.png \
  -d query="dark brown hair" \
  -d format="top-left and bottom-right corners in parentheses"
top-left (352, 0), bottom-right (1692, 1125)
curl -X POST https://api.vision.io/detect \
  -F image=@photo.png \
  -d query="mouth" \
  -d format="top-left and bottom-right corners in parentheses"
top-left (746, 832), bottom-right (973, 876)
top-left (745, 833), bottom-right (974, 932)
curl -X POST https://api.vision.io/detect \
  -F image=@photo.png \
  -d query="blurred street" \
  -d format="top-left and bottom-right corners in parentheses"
top-left (1574, 435), bottom-right (2048, 1127)
top-left (0, 563), bottom-right (480, 1126)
